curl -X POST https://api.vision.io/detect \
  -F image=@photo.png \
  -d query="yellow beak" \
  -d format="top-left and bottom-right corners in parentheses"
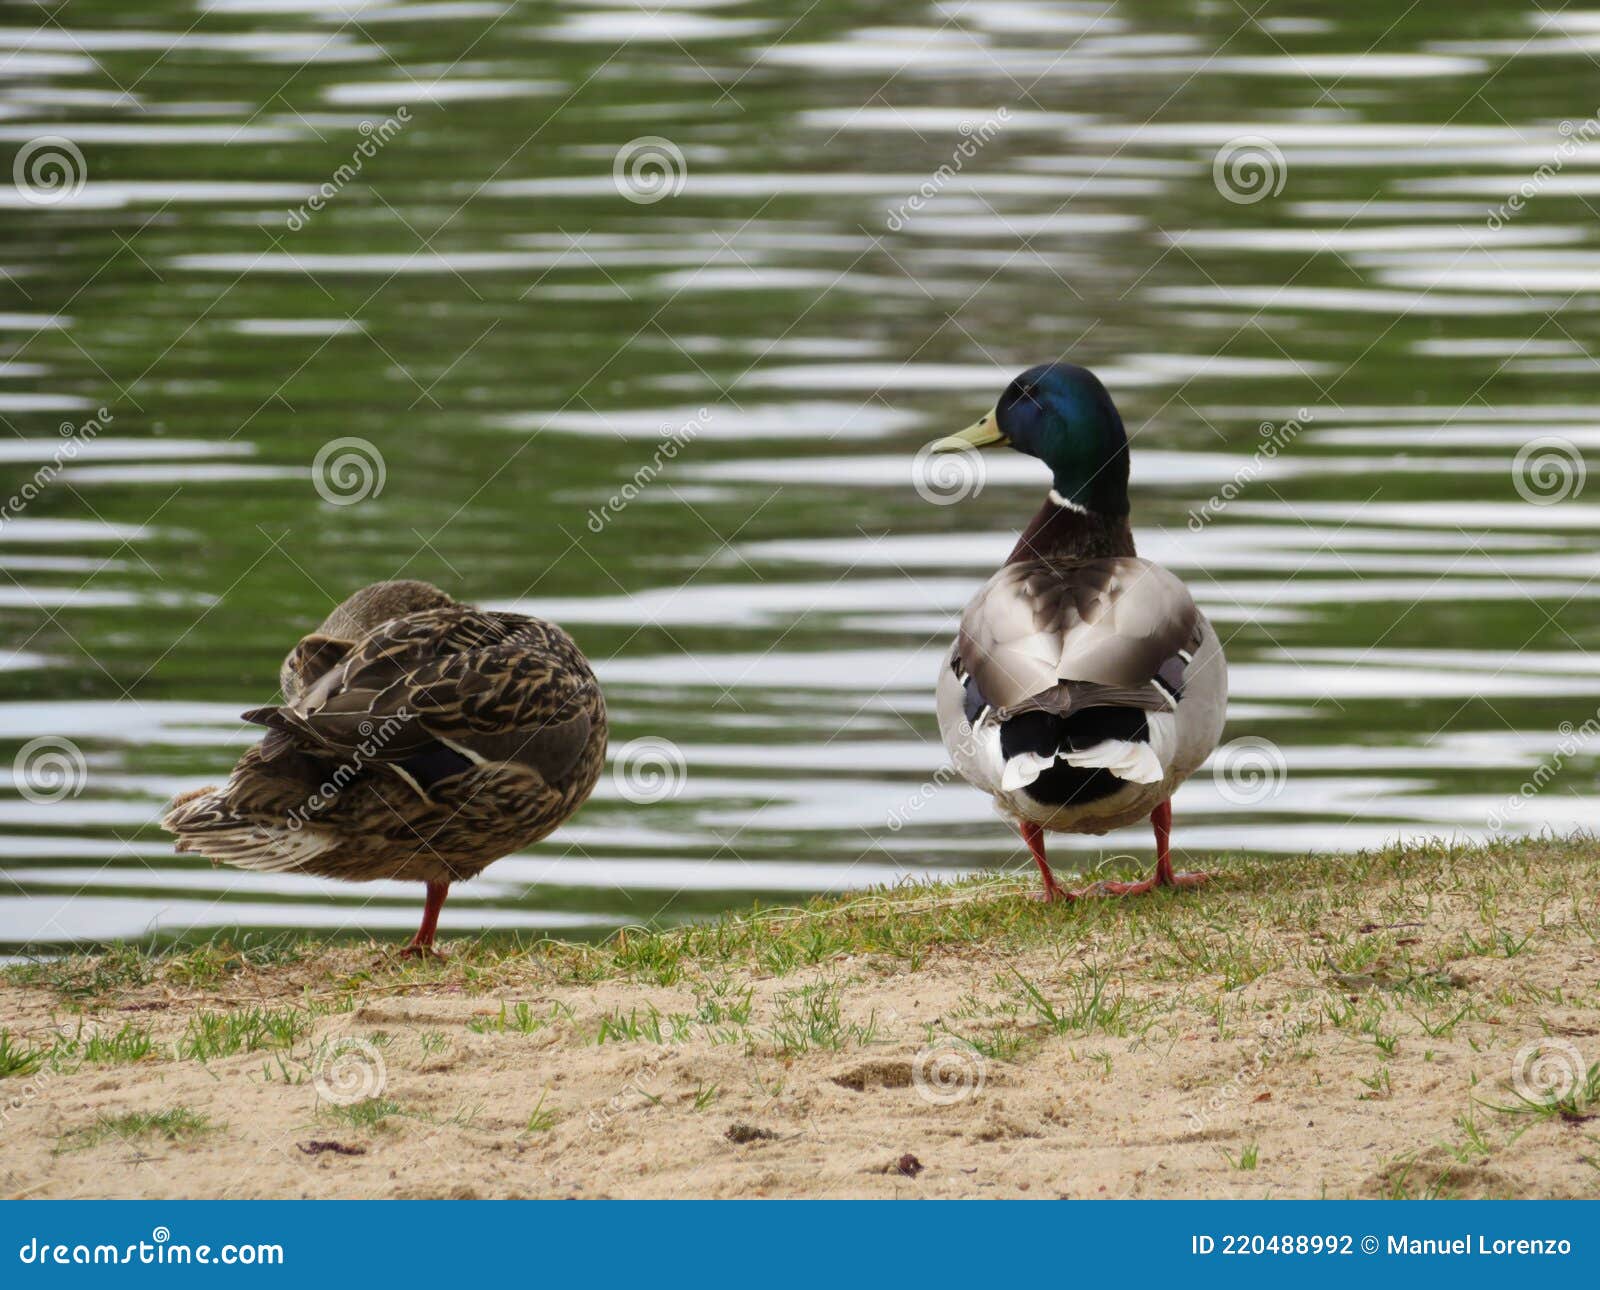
top-left (925, 408), bottom-right (1006, 453)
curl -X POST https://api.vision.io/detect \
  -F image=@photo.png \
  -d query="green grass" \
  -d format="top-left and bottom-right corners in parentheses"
top-left (1358, 1066), bottom-right (1394, 1099)
top-left (7, 839), bottom-right (1598, 1007)
top-left (58, 1107), bottom-right (217, 1152)
top-left (594, 1004), bottom-right (669, 1045)
top-left (177, 1007), bottom-right (309, 1061)
top-left (0, 1030), bottom-right (45, 1077)
top-left (7, 944), bottom-right (155, 1001)
top-left (46, 1021), bottom-right (158, 1072)
top-left (321, 1097), bottom-right (404, 1130)
top-left (1227, 1143), bottom-right (1260, 1170)
top-left (766, 982), bottom-right (878, 1055)
top-left (318, 1095), bottom-right (482, 1133)
top-left (2, 1022), bottom-right (160, 1078)
top-left (467, 1001), bottom-right (551, 1035)
top-left (524, 1092), bottom-right (556, 1133)
top-left (1485, 1062), bottom-right (1600, 1124)
top-left (161, 938), bottom-right (306, 986)
top-left (80, 1022), bottom-right (155, 1065)
top-left (2, 936), bottom-right (307, 1005)
top-left (7, 840), bottom-right (1600, 1119)
top-left (1010, 967), bottom-right (1138, 1038)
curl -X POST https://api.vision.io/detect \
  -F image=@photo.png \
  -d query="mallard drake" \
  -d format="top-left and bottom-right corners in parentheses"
top-left (162, 580), bottom-right (606, 955)
top-left (929, 363), bottom-right (1227, 900)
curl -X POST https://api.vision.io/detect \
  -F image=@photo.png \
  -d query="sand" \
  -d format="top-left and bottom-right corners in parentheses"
top-left (2, 841), bottom-right (1598, 1198)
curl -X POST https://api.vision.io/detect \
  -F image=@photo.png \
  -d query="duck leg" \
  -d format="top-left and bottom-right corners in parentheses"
top-left (398, 881), bottom-right (450, 958)
top-left (1080, 800), bottom-right (1213, 896)
top-left (1021, 822), bottom-right (1072, 902)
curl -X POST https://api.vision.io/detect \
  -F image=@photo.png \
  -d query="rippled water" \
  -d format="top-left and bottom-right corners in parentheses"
top-left (2, 1), bottom-right (1597, 949)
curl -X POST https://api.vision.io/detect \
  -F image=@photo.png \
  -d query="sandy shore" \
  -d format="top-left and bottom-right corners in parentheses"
top-left (3, 840), bottom-right (1598, 1199)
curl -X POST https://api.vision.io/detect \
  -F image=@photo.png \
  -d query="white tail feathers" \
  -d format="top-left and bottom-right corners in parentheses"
top-left (1059, 738), bottom-right (1164, 784)
top-left (1000, 733), bottom-right (1168, 793)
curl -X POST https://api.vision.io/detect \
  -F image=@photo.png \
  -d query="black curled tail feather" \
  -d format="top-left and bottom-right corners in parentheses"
top-left (242, 704), bottom-right (314, 760)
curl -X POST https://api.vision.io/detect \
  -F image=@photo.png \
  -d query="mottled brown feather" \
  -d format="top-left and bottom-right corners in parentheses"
top-left (163, 581), bottom-right (607, 887)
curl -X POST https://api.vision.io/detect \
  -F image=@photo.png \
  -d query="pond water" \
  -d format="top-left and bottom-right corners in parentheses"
top-left (2, 0), bottom-right (1597, 948)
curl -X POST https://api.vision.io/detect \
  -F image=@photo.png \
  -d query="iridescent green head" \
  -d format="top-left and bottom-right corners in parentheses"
top-left (927, 363), bottom-right (1131, 515)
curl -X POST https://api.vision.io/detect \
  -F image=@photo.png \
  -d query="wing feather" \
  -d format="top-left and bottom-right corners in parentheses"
top-left (957, 557), bottom-right (1202, 718)
top-left (245, 607), bottom-right (600, 788)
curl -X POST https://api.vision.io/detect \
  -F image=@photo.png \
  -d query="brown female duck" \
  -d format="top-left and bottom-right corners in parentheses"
top-left (162, 580), bottom-right (606, 955)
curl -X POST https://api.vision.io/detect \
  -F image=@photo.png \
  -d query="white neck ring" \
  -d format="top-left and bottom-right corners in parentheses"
top-left (1047, 488), bottom-right (1089, 515)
